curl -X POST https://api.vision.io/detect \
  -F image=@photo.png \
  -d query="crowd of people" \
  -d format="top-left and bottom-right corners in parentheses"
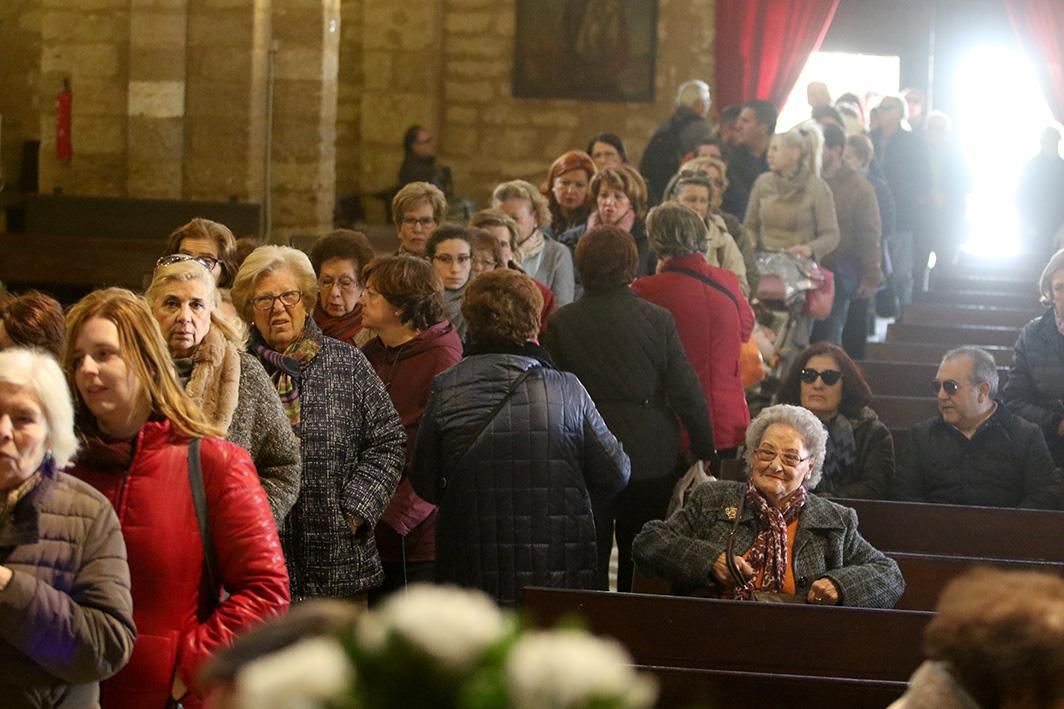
top-left (2, 77), bottom-right (1064, 707)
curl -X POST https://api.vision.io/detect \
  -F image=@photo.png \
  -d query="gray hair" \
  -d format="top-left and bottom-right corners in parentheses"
top-left (231, 245), bottom-right (318, 323)
top-left (1038, 248), bottom-right (1064, 307)
top-left (942, 347), bottom-right (999, 398)
top-left (0, 348), bottom-right (79, 469)
top-left (676, 80), bottom-right (711, 108)
top-left (146, 260), bottom-right (248, 348)
top-left (645, 202), bottom-right (709, 258)
top-left (744, 404), bottom-right (827, 489)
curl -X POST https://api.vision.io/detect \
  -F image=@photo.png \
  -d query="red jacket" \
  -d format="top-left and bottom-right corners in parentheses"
top-left (363, 321), bottom-right (463, 563)
top-left (70, 420), bottom-right (290, 708)
top-left (633, 254), bottom-right (755, 449)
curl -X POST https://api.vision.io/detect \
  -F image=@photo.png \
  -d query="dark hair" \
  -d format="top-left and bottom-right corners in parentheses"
top-left (812, 104), bottom-right (845, 127)
top-left (821, 122), bottom-right (847, 150)
top-left (309, 229), bottom-right (375, 283)
top-left (462, 269), bottom-right (543, 346)
top-left (836, 92), bottom-right (862, 108)
top-left (0, 290), bottom-right (66, 359)
top-left (362, 255), bottom-right (445, 331)
top-left (775, 342), bottom-right (873, 418)
top-left (425, 224), bottom-right (473, 258)
top-left (693, 137), bottom-right (723, 153)
top-left (585, 133), bottom-right (628, 163)
top-left (165, 218), bottom-right (238, 287)
top-left (720, 104), bottom-right (742, 125)
top-left (470, 228), bottom-right (503, 268)
top-left (233, 237), bottom-right (260, 271)
top-left (576, 226), bottom-right (638, 292)
top-left (743, 99), bottom-right (779, 135)
top-left (403, 124), bottom-right (424, 154)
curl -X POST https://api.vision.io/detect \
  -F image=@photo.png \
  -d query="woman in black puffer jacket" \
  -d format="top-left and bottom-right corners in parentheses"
top-left (411, 269), bottom-right (630, 608)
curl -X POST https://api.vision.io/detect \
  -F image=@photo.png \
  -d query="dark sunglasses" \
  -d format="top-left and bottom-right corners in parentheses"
top-left (931, 379), bottom-right (961, 395)
top-left (156, 253), bottom-right (218, 273)
top-left (800, 368), bottom-right (843, 386)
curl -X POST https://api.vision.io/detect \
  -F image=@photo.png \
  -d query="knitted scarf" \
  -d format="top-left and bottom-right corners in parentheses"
top-left (820, 414), bottom-right (858, 492)
top-left (735, 482), bottom-right (807, 600)
top-left (313, 301), bottom-right (365, 346)
top-left (514, 228), bottom-right (546, 265)
top-left (587, 207), bottom-right (636, 235)
top-left (251, 324), bottom-right (322, 429)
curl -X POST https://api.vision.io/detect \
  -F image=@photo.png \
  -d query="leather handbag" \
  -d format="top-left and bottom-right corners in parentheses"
top-left (800, 262), bottom-right (835, 321)
top-left (724, 491), bottom-right (805, 604)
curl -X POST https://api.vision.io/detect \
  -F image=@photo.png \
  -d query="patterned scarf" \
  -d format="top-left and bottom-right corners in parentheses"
top-left (735, 482), bottom-right (807, 600)
top-left (820, 414), bottom-right (858, 492)
top-left (313, 300), bottom-right (365, 346)
top-left (587, 207), bottom-right (636, 234)
top-left (514, 228), bottom-right (545, 265)
top-left (251, 324), bottom-right (322, 429)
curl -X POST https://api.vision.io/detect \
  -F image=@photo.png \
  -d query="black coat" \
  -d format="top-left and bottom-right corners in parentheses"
top-left (892, 402), bottom-right (1061, 509)
top-left (813, 408), bottom-right (894, 500)
top-left (871, 127), bottom-right (930, 233)
top-left (1004, 309), bottom-right (1064, 465)
top-left (542, 287), bottom-right (715, 481)
top-left (411, 345), bottom-right (630, 607)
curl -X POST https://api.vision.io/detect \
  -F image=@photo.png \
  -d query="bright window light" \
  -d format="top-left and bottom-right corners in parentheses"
top-left (956, 45), bottom-right (1055, 258)
top-left (776, 52), bottom-right (901, 133)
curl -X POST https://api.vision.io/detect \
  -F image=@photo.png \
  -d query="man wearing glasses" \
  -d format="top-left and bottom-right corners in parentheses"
top-left (892, 346), bottom-right (1060, 509)
top-left (391, 182), bottom-right (447, 257)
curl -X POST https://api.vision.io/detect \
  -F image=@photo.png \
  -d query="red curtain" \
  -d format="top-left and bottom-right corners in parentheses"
top-left (1006, 0), bottom-right (1064, 122)
top-left (714, 0), bottom-right (840, 110)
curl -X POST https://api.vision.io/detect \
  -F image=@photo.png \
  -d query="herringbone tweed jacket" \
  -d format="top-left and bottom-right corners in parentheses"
top-left (633, 480), bottom-right (904, 608)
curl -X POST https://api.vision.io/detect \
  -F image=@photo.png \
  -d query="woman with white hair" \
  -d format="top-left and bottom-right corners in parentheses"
top-left (633, 404), bottom-right (904, 608)
top-left (0, 348), bottom-right (136, 707)
top-left (232, 245), bottom-right (405, 601)
top-left (146, 255), bottom-right (301, 524)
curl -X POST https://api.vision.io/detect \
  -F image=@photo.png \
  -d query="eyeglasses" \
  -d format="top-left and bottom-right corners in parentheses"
top-left (319, 277), bottom-right (361, 293)
top-left (251, 290), bottom-right (303, 311)
top-left (401, 216), bottom-right (436, 230)
top-left (931, 379), bottom-right (961, 395)
top-left (156, 253), bottom-right (218, 273)
top-left (432, 254), bottom-right (472, 266)
top-left (753, 446), bottom-right (810, 468)
top-left (799, 368), bottom-right (843, 386)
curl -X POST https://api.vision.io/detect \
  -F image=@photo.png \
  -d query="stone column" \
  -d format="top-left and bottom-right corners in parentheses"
top-left (335, 0), bottom-right (363, 202)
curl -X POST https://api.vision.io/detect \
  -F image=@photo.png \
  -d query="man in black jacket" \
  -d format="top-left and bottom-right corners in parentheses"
top-left (640, 80), bottom-right (714, 207)
top-left (893, 347), bottom-right (1061, 509)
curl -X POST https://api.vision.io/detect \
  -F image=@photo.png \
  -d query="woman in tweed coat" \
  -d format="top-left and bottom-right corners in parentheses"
top-left (234, 246), bottom-right (405, 601)
top-left (634, 404), bottom-right (903, 608)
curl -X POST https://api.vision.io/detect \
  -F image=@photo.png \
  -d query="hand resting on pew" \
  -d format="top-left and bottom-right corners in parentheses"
top-left (632, 405), bottom-right (904, 608)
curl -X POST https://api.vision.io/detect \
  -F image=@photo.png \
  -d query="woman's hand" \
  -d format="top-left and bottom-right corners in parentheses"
top-left (346, 513), bottom-right (365, 535)
top-left (712, 553), bottom-right (754, 586)
top-left (171, 674), bottom-right (188, 702)
top-left (806, 577), bottom-right (840, 605)
top-left (785, 244), bottom-right (813, 259)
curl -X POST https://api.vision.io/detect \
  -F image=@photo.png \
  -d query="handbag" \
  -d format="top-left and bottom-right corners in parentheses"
top-left (800, 261), bottom-right (835, 321)
top-left (724, 491), bottom-right (805, 604)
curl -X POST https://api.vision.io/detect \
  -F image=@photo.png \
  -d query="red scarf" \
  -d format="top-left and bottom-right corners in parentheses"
top-left (312, 301), bottom-right (364, 345)
top-left (735, 482), bottom-right (807, 599)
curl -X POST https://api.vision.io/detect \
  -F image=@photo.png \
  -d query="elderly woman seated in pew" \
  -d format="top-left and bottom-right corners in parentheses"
top-left (774, 342), bottom-right (894, 499)
top-left (633, 404), bottom-right (904, 608)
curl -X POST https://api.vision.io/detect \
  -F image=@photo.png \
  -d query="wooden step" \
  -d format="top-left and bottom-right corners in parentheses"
top-left (864, 342), bottom-right (1013, 366)
top-left (870, 395), bottom-right (939, 430)
top-left (932, 274), bottom-right (1037, 295)
top-left (860, 360), bottom-right (1010, 398)
top-left (914, 289), bottom-right (1041, 310)
top-left (887, 322), bottom-right (1020, 348)
top-left (900, 304), bottom-right (1038, 329)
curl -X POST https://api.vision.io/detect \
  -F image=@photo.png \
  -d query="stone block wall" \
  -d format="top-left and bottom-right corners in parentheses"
top-left (0, 0), bottom-right (42, 192)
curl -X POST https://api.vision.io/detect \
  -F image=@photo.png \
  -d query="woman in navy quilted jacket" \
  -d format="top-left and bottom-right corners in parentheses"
top-left (411, 269), bottom-right (630, 607)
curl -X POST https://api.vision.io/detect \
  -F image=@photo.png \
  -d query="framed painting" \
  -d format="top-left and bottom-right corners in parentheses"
top-left (512, 0), bottom-right (658, 102)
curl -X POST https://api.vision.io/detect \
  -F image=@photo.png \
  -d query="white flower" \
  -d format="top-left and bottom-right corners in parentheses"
top-left (506, 630), bottom-right (657, 709)
top-left (356, 584), bottom-right (508, 670)
top-left (235, 636), bottom-right (353, 709)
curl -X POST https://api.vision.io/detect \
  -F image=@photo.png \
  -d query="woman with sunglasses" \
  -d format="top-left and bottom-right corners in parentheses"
top-left (633, 404), bottom-right (903, 607)
top-left (774, 342), bottom-right (894, 499)
top-left (232, 246), bottom-right (405, 602)
top-left (146, 255), bottom-right (301, 524)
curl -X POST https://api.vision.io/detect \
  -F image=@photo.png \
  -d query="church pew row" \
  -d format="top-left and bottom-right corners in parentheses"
top-left (886, 322), bottom-right (1021, 348)
top-left (831, 497), bottom-right (1064, 563)
top-left (890, 552), bottom-right (1064, 611)
top-left (931, 273), bottom-right (1039, 295)
top-left (864, 341), bottom-right (1013, 366)
top-left (900, 303), bottom-right (1039, 329)
top-left (522, 588), bottom-right (931, 683)
top-left (869, 395), bottom-right (939, 430)
top-left (915, 289), bottom-right (1041, 310)
top-left (861, 360), bottom-right (1009, 398)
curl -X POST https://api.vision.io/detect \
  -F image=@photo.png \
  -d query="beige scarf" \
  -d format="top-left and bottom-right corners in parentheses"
top-left (514, 228), bottom-right (545, 265)
top-left (185, 326), bottom-right (242, 433)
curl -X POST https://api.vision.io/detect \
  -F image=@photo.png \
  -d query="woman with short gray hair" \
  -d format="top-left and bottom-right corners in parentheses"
top-left (633, 404), bottom-right (903, 608)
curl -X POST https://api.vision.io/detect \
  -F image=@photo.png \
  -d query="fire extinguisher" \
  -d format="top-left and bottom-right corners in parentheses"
top-left (56, 78), bottom-right (72, 162)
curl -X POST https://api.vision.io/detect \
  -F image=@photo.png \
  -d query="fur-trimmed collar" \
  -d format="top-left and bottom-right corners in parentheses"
top-left (184, 326), bottom-right (242, 432)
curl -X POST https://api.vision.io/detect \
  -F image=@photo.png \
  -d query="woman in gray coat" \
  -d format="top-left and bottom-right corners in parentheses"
top-left (147, 256), bottom-right (302, 525)
top-left (633, 404), bottom-right (903, 608)
top-left (0, 348), bottom-right (135, 707)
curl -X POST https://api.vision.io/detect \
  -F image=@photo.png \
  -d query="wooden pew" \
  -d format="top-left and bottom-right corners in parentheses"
top-left (932, 274), bottom-right (1037, 294)
top-left (869, 395), bottom-right (938, 430)
top-left (915, 289), bottom-right (1040, 310)
top-left (833, 498), bottom-right (1064, 562)
top-left (864, 341), bottom-right (1013, 366)
top-left (0, 232), bottom-right (158, 298)
top-left (890, 552), bottom-right (1064, 611)
top-left (901, 303), bottom-right (1039, 329)
top-left (861, 360), bottom-right (1010, 398)
top-left (886, 322), bottom-right (1021, 348)
top-left (523, 588), bottom-right (931, 683)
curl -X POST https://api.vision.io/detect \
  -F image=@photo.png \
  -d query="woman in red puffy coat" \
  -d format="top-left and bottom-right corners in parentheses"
top-left (63, 288), bottom-right (290, 708)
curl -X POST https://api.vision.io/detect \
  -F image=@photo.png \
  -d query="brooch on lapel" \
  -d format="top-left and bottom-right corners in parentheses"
top-left (724, 506), bottom-right (738, 520)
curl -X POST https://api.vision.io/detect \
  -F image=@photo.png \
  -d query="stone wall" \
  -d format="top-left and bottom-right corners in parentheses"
top-left (0, 0), bottom-right (42, 192)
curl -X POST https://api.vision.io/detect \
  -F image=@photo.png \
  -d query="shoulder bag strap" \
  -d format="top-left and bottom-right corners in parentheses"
top-left (664, 265), bottom-right (741, 313)
top-left (188, 438), bottom-right (220, 601)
